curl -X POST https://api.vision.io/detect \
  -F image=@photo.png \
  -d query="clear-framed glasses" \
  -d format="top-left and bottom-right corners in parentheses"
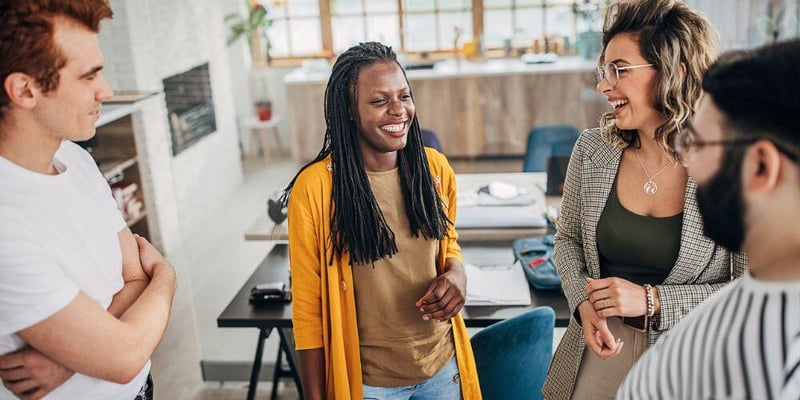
top-left (595, 63), bottom-right (654, 86)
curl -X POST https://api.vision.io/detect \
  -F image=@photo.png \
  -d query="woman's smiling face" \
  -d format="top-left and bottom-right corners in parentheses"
top-left (597, 32), bottom-right (662, 133)
top-left (353, 61), bottom-right (414, 171)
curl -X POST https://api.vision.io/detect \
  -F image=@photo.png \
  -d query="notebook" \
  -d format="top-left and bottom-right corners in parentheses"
top-left (464, 261), bottom-right (532, 306)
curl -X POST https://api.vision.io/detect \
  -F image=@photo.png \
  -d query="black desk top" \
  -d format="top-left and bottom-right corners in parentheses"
top-left (217, 244), bottom-right (571, 330)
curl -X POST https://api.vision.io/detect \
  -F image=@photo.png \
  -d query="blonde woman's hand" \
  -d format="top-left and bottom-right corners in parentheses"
top-left (577, 300), bottom-right (624, 360)
top-left (585, 277), bottom-right (648, 318)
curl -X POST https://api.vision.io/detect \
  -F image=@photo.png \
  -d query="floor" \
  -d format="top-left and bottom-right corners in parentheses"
top-left (159, 151), bottom-right (540, 399)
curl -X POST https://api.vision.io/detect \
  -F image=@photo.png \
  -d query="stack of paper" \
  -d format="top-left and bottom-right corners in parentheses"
top-left (464, 261), bottom-right (532, 306)
top-left (456, 205), bottom-right (547, 228)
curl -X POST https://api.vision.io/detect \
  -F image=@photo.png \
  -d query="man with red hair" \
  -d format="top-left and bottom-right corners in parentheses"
top-left (0, 1), bottom-right (176, 398)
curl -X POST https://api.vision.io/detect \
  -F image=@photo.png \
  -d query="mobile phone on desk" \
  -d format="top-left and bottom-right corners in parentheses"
top-left (251, 282), bottom-right (285, 295)
top-left (249, 282), bottom-right (291, 304)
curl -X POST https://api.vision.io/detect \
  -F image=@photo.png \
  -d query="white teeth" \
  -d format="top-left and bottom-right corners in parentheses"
top-left (382, 123), bottom-right (405, 132)
top-left (609, 99), bottom-right (629, 108)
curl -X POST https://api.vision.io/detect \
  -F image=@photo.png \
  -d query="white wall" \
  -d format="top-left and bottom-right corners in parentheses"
top-left (97, 0), bottom-right (245, 395)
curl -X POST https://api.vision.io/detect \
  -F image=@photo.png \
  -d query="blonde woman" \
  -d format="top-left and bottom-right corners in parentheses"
top-left (543, 1), bottom-right (747, 398)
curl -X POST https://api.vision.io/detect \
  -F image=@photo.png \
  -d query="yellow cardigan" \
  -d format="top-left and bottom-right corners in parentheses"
top-left (287, 148), bottom-right (482, 399)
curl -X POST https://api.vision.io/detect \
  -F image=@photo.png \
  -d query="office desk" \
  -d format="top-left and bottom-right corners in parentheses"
top-left (218, 243), bottom-right (570, 399)
top-left (244, 172), bottom-right (559, 243)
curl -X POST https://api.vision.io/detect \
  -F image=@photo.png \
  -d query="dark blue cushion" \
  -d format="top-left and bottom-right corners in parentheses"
top-left (470, 307), bottom-right (555, 400)
top-left (421, 128), bottom-right (443, 153)
top-left (523, 125), bottom-right (580, 172)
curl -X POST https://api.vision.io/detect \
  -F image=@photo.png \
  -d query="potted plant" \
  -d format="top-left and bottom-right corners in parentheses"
top-left (225, 1), bottom-right (273, 64)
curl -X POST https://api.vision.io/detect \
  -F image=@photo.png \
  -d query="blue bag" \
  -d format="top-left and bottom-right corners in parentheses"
top-left (512, 235), bottom-right (562, 291)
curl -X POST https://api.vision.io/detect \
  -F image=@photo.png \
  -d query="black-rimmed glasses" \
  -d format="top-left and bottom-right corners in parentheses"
top-left (674, 131), bottom-right (799, 164)
top-left (595, 63), bottom-right (654, 86)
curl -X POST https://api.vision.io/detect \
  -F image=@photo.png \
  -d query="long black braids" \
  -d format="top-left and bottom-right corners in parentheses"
top-left (280, 42), bottom-right (450, 264)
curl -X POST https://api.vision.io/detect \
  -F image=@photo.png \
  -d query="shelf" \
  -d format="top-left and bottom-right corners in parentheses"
top-left (98, 157), bottom-right (137, 183)
top-left (93, 91), bottom-right (156, 240)
top-left (104, 91), bottom-right (157, 103)
top-left (126, 210), bottom-right (147, 227)
top-left (96, 92), bottom-right (158, 127)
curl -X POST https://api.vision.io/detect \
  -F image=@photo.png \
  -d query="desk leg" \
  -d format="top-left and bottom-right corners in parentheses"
top-left (248, 327), bottom-right (272, 400)
top-left (270, 343), bottom-right (284, 400)
top-left (271, 329), bottom-right (304, 400)
top-left (279, 328), bottom-right (303, 399)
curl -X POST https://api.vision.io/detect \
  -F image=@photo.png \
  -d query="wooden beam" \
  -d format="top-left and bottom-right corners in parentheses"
top-left (319, 0), bottom-right (333, 55)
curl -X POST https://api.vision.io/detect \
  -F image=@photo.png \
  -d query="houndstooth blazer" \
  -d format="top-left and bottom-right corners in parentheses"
top-left (541, 128), bottom-right (748, 400)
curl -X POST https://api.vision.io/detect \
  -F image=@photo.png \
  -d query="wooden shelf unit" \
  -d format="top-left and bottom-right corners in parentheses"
top-left (92, 97), bottom-right (153, 238)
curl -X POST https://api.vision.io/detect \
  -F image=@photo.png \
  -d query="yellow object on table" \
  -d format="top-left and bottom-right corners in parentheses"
top-left (462, 41), bottom-right (477, 58)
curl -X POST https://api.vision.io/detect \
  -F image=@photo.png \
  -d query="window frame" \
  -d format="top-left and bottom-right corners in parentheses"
top-left (252, 0), bottom-right (603, 66)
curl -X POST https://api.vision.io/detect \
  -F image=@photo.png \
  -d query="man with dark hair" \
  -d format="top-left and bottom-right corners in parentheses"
top-left (618, 38), bottom-right (800, 399)
top-left (0, 1), bottom-right (176, 399)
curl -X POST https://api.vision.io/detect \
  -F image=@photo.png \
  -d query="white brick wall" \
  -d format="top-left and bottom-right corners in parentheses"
top-left (98, 0), bottom-right (243, 244)
top-left (96, 0), bottom-right (245, 394)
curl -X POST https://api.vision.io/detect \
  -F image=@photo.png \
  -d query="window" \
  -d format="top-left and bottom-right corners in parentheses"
top-left (330, 0), bottom-right (402, 52)
top-left (265, 0), bottom-right (323, 58)
top-left (257, 0), bottom-right (606, 63)
top-left (403, 0), bottom-right (472, 53)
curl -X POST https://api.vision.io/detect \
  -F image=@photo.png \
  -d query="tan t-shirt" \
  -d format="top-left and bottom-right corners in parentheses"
top-left (352, 168), bottom-right (456, 387)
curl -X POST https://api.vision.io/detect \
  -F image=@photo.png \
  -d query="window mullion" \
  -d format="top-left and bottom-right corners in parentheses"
top-left (398, 0), bottom-right (406, 52)
top-left (319, 0), bottom-right (333, 55)
top-left (435, 0), bottom-right (442, 50)
top-left (472, 0), bottom-right (483, 45)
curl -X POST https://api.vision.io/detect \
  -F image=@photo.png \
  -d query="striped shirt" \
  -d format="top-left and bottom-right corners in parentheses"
top-left (618, 273), bottom-right (800, 400)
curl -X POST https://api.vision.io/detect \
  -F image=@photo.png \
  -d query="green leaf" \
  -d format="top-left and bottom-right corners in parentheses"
top-left (224, 13), bottom-right (242, 23)
top-left (249, 7), bottom-right (267, 26)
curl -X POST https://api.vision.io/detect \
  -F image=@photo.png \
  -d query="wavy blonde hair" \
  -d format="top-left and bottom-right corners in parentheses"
top-left (598, 0), bottom-right (718, 160)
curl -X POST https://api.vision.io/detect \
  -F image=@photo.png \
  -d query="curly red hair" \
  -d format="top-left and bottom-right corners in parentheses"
top-left (0, 0), bottom-right (113, 121)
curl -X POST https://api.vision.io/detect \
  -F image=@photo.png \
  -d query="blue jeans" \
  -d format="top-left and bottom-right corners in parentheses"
top-left (362, 357), bottom-right (462, 400)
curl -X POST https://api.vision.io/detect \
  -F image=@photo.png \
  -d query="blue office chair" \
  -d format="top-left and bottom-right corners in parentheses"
top-left (421, 128), bottom-right (443, 153)
top-left (522, 125), bottom-right (581, 172)
top-left (471, 306), bottom-right (555, 400)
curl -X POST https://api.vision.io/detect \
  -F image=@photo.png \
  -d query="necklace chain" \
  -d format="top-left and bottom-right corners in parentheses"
top-left (635, 148), bottom-right (674, 196)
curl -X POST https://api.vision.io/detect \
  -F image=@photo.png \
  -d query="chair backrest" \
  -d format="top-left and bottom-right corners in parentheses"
top-left (470, 306), bottom-right (555, 400)
top-left (522, 125), bottom-right (581, 172)
top-left (421, 128), bottom-right (443, 153)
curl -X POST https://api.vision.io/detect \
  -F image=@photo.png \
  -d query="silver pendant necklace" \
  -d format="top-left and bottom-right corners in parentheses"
top-left (635, 148), bottom-right (674, 196)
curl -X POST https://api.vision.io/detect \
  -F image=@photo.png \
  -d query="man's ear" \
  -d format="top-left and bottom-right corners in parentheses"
top-left (3, 72), bottom-right (37, 110)
top-left (744, 140), bottom-right (782, 193)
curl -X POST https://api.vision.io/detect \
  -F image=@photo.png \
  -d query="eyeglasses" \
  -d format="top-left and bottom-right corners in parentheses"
top-left (595, 63), bottom-right (654, 86)
top-left (674, 134), bottom-right (757, 164)
top-left (674, 130), bottom-right (800, 164)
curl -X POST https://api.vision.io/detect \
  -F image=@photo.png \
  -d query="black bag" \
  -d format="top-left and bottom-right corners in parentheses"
top-left (512, 235), bottom-right (562, 291)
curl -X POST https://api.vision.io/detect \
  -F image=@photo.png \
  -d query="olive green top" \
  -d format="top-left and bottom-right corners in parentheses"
top-left (596, 177), bottom-right (682, 285)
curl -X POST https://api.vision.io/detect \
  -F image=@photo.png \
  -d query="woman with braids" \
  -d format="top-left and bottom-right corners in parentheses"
top-left (542, 1), bottom-right (747, 399)
top-left (282, 42), bottom-right (481, 400)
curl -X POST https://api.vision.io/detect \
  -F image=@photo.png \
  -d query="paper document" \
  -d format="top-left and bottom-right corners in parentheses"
top-left (465, 261), bottom-right (532, 306)
top-left (456, 205), bottom-right (547, 228)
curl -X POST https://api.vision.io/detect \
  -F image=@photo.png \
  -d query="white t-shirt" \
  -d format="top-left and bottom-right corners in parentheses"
top-left (618, 272), bottom-right (800, 400)
top-left (0, 141), bottom-right (149, 400)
